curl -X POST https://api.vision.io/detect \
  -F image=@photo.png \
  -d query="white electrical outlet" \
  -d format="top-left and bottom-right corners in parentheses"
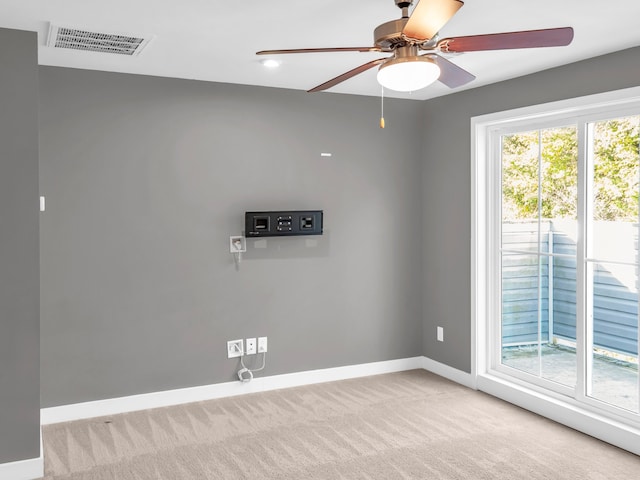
top-left (246, 337), bottom-right (257, 355)
top-left (227, 339), bottom-right (243, 358)
top-left (437, 326), bottom-right (444, 342)
top-left (258, 336), bottom-right (268, 353)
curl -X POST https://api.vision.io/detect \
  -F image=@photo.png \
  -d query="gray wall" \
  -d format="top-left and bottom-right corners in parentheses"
top-left (29, 35), bottom-right (640, 411)
top-left (421, 46), bottom-right (640, 372)
top-left (39, 68), bottom-right (425, 407)
top-left (0, 28), bottom-right (40, 463)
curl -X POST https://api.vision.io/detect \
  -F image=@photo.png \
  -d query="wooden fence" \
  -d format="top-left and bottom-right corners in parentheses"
top-left (502, 221), bottom-right (638, 356)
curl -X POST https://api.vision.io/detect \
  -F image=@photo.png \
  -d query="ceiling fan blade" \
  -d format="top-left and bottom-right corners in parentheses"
top-left (308, 58), bottom-right (389, 93)
top-left (403, 0), bottom-right (464, 41)
top-left (438, 27), bottom-right (574, 52)
top-left (257, 47), bottom-right (382, 55)
top-left (430, 54), bottom-right (475, 88)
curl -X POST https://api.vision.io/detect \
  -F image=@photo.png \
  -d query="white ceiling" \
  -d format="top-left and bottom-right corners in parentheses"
top-left (1, 0), bottom-right (639, 101)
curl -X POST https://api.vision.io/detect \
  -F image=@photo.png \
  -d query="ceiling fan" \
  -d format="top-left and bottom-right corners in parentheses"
top-left (256, 0), bottom-right (574, 93)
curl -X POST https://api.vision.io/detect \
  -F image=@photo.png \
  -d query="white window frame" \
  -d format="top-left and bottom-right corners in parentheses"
top-left (471, 86), bottom-right (640, 455)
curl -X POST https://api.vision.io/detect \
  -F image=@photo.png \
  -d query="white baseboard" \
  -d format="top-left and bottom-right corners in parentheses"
top-left (478, 373), bottom-right (640, 456)
top-left (421, 357), bottom-right (476, 389)
top-left (0, 456), bottom-right (43, 480)
top-left (36, 356), bottom-right (640, 460)
top-left (41, 356), bottom-right (424, 425)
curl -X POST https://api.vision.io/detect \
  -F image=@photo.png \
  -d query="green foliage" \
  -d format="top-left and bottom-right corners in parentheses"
top-left (593, 118), bottom-right (640, 221)
top-left (501, 116), bottom-right (640, 222)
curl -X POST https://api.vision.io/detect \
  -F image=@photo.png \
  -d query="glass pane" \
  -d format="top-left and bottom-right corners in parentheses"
top-left (501, 253), bottom-right (545, 376)
top-left (542, 255), bottom-right (577, 388)
top-left (502, 131), bottom-right (540, 252)
top-left (591, 116), bottom-right (640, 262)
top-left (588, 261), bottom-right (639, 412)
top-left (542, 126), bottom-right (579, 256)
top-left (501, 126), bottom-right (578, 387)
top-left (502, 127), bottom-right (578, 254)
top-left (540, 126), bottom-right (578, 388)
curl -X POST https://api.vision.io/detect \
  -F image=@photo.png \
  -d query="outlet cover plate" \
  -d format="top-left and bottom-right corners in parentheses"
top-left (229, 236), bottom-right (246, 253)
top-left (258, 336), bottom-right (268, 353)
top-left (227, 339), bottom-right (243, 358)
top-left (246, 337), bottom-right (257, 355)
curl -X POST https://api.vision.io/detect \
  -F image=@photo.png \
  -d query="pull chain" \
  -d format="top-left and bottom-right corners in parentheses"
top-left (380, 86), bottom-right (385, 129)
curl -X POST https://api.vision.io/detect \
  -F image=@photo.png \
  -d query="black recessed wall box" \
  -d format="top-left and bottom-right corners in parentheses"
top-left (245, 210), bottom-right (323, 237)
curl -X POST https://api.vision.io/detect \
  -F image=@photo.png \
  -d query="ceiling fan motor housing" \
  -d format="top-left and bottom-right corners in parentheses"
top-left (374, 18), bottom-right (409, 50)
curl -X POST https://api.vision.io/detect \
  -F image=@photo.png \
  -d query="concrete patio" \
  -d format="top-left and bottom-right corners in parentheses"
top-left (503, 344), bottom-right (639, 412)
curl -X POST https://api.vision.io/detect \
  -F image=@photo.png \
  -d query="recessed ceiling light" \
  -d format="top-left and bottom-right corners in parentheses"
top-left (261, 59), bottom-right (281, 69)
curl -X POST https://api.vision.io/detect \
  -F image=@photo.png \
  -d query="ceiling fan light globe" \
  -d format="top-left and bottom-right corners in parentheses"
top-left (376, 57), bottom-right (440, 92)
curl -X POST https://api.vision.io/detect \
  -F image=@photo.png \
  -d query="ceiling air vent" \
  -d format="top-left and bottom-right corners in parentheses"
top-left (47, 25), bottom-right (152, 56)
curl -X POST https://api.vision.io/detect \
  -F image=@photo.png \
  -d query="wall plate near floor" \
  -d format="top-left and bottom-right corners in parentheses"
top-left (227, 339), bottom-right (243, 358)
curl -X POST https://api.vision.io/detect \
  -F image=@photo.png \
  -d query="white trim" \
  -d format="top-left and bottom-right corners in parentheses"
top-left (41, 357), bottom-right (424, 425)
top-left (0, 426), bottom-right (44, 480)
top-left (470, 86), bottom-right (640, 133)
top-left (0, 456), bottom-right (43, 480)
top-left (478, 373), bottom-right (640, 456)
top-left (421, 357), bottom-right (476, 389)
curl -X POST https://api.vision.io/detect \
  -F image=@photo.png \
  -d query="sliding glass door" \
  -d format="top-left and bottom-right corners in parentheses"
top-left (495, 112), bottom-right (640, 415)
top-left (585, 116), bottom-right (639, 412)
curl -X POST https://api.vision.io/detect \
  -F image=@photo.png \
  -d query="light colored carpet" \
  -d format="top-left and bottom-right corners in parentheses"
top-left (42, 370), bottom-right (640, 479)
